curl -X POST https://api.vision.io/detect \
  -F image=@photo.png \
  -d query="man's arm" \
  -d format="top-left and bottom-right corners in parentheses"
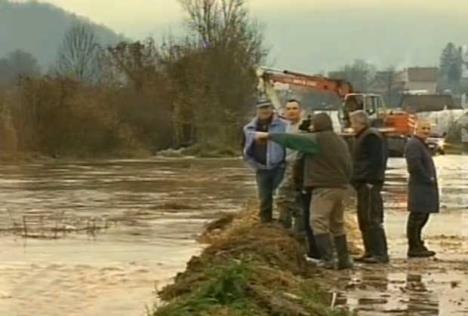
top-left (268, 132), bottom-right (320, 155)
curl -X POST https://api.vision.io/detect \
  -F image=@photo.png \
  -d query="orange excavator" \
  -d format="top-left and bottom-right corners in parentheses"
top-left (257, 67), bottom-right (416, 155)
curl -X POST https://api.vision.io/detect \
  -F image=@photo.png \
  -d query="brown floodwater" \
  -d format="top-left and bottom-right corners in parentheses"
top-left (0, 155), bottom-right (466, 316)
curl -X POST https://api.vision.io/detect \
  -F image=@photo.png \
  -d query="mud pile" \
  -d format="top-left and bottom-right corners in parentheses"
top-left (151, 201), bottom-right (357, 316)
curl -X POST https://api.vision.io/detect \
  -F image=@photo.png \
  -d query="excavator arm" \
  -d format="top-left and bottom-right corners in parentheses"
top-left (257, 67), bottom-right (354, 110)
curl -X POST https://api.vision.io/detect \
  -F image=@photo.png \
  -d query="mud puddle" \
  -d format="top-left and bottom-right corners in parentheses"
top-left (330, 156), bottom-right (468, 316)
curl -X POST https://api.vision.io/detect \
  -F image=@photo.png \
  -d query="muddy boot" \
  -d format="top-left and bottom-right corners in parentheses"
top-left (306, 232), bottom-right (321, 260)
top-left (278, 207), bottom-right (292, 229)
top-left (363, 228), bottom-right (389, 264)
top-left (292, 209), bottom-right (306, 236)
top-left (355, 230), bottom-right (373, 262)
top-left (334, 235), bottom-right (354, 270)
top-left (314, 234), bottom-right (335, 269)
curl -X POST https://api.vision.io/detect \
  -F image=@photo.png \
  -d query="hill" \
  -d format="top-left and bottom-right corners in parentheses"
top-left (0, 0), bottom-right (125, 68)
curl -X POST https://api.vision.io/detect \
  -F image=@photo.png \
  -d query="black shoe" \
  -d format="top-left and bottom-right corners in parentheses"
top-left (354, 253), bottom-right (372, 263)
top-left (408, 248), bottom-right (435, 258)
top-left (420, 241), bottom-right (436, 257)
top-left (362, 255), bottom-right (389, 264)
top-left (334, 235), bottom-right (354, 270)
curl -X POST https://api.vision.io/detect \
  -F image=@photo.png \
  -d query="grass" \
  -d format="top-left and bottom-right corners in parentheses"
top-left (150, 204), bottom-right (355, 316)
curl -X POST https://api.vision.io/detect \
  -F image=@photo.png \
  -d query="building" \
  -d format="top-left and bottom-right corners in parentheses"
top-left (395, 67), bottom-right (438, 94)
top-left (462, 45), bottom-right (468, 81)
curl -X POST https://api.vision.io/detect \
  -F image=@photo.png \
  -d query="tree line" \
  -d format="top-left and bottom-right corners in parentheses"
top-left (1, 3), bottom-right (466, 157)
top-left (0, 0), bottom-right (265, 158)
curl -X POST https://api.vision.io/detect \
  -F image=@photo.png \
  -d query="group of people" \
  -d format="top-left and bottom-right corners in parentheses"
top-left (243, 99), bottom-right (440, 270)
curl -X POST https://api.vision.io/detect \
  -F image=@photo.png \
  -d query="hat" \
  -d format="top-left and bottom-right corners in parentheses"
top-left (312, 112), bottom-right (333, 132)
top-left (256, 100), bottom-right (273, 108)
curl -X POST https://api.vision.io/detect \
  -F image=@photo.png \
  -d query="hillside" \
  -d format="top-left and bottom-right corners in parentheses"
top-left (0, 0), bottom-right (125, 68)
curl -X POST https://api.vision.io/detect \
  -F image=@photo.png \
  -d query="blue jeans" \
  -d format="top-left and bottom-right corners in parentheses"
top-left (256, 167), bottom-right (285, 222)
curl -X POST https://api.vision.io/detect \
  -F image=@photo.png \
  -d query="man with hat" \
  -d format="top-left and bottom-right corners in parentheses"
top-left (243, 100), bottom-right (288, 223)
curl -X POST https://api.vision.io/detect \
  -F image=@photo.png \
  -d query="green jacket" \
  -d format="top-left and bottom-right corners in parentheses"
top-left (270, 132), bottom-right (352, 189)
top-left (269, 133), bottom-right (320, 155)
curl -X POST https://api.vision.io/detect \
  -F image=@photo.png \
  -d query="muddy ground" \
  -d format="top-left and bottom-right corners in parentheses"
top-left (0, 156), bottom-right (466, 316)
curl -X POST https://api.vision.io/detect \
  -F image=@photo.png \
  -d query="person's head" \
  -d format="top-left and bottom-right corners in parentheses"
top-left (311, 112), bottom-right (333, 132)
top-left (256, 100), bottom-right (274, 121)
top-left (415, 120), bottom-right (432, 140)
top-left (349, 110), bottom-right (370, 134)
top-left (285, 99), bottom-right (302, 123)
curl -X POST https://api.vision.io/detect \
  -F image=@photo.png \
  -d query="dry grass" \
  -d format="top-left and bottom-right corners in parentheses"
top-left (152, 201), bottom-right (357, 316)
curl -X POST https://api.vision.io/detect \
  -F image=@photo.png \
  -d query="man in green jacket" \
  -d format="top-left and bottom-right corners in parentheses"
top-left (255, 113), bottom-right (353, 269)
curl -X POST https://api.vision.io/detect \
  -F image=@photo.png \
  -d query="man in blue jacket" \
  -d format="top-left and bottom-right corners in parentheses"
top-left (243, 100), bottom-right (287, 223)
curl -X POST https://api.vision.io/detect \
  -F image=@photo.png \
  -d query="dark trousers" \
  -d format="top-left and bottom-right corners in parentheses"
top-left (355, 183), bottom-right (388, 258)
top-left (301, 190), bottom-right (320, 259)
top-left (406, 212), bottom-right (430, 250)
top-left (256, 167), bottom-right (284, 222)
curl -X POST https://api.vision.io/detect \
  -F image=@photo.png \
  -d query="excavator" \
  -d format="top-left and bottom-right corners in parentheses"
top-left (256, 67), bottom-right (416, 155)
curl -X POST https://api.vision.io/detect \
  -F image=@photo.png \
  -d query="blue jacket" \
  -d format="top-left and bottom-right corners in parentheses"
top-left (243, 116), bottom-right (287, 170)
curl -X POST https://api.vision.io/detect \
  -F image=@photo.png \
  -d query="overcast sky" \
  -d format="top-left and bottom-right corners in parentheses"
top-left (15, 0), bottom-right (468, 72)
top-left (30, 0), bottom-right (468, 38)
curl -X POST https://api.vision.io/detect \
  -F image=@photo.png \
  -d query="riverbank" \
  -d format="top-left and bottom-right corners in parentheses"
top-left (151, 203), bottom-right (357, 316)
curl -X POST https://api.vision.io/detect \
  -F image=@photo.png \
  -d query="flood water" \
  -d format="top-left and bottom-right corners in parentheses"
top-left (0, 156), bottom-right (466, 316)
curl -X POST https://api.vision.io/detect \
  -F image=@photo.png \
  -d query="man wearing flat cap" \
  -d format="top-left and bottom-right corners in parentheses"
top-left (243, 100), bottom-right (287, 223)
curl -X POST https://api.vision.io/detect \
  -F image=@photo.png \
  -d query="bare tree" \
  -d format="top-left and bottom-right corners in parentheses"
top-left (173, 0), bottom-right (267, 149)
top-left (55, 23), bottom-right (100, 82)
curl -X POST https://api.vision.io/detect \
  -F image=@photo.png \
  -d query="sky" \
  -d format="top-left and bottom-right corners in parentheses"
top-left (26, 0), bottom-right (468, 39)
top-left (11, 0), bottom-right (468, 72)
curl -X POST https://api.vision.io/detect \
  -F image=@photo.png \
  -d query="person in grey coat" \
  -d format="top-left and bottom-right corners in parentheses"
top-left (405, 120), bottom-right (439, 258)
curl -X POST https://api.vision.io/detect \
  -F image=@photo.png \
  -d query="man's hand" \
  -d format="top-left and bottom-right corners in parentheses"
top-left (366, 183), bottom-right (374, 190)
top-left (255, 132), bottom-right (269, 141)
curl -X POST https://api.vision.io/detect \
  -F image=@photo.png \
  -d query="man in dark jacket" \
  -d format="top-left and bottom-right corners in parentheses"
top-left (350, 110), bottom-right (389, 264)
top-left (405, 120), bottom-right (439, 258)
top-left (255, 113), bottom-right (353, 270)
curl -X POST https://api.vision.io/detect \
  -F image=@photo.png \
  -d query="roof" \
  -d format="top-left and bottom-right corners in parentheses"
top-left (406, 67), bottom-right (438, 82)
top-left (399, 94), bottom-right (462, 112)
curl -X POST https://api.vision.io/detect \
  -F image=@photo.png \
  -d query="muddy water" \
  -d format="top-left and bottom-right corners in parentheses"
top-left (0, 158), bottom-right (255, 316)
top-left (0, 156), bottom-right (466, 316)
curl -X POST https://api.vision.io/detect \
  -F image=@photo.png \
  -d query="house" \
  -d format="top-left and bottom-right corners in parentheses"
top-left (395, 67), bottom-right (438, 94)
top-left (399, 94), bottom-right (460, 113)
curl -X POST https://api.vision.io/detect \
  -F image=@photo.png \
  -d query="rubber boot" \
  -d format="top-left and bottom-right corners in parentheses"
top-left (306, 231), bottom-right (321, 260)
top-left (278, 207), bottom-right (292, 229)
top-left (355, 230), bottom-right (373, 262)
top-left (313, 234), bottom-right (335, 269)
top-left (334, 235), bottom-right (354, 270)
top-left (363, 228), bottom-right (389, 264)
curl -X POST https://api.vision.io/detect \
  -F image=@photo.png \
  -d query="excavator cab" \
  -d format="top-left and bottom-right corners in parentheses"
top-left (341, 93), bottom-right (386, 128)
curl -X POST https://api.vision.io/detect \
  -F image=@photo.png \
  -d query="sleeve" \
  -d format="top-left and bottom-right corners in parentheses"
top-left (269, 133), bottom-right (320, 155)
top-left (405, 141), bottom-right (433, 184)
